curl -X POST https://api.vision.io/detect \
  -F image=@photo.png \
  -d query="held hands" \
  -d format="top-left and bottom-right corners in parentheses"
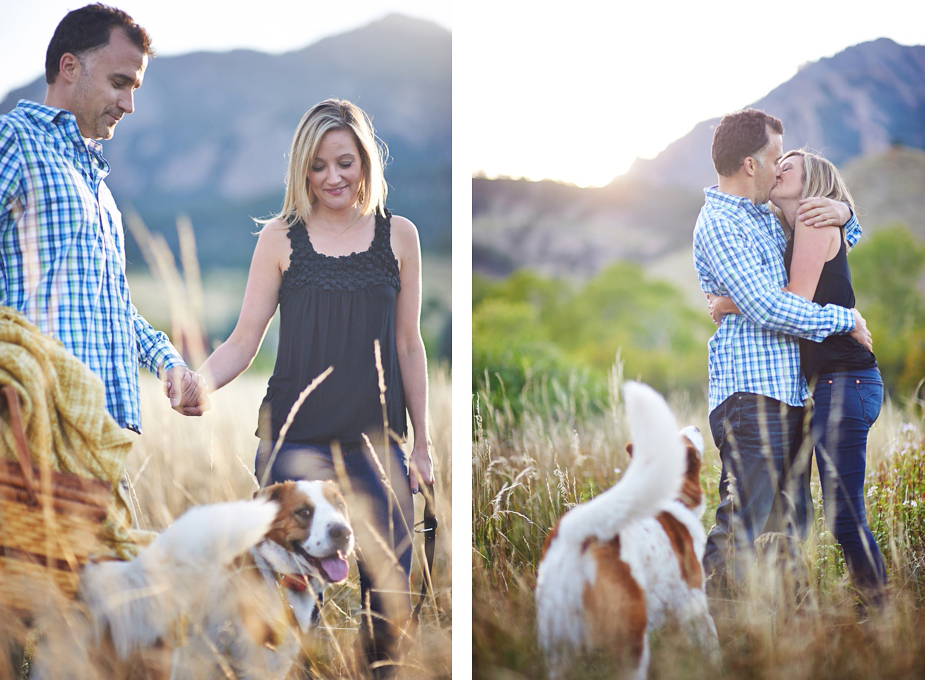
top-left (409, 439), bottom-right (435, 494)
top-left (797, 197), bottom-right (850, 228)
top-left (162, 366), bottom-right (211, 416)
top-left (850, 308), bottom-right (874, 352)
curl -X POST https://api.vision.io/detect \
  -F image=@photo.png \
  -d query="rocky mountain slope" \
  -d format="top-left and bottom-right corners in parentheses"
top-left (474, 39), bottom-right (925, 280)
top-left (626, 38), bottom-right (925, 190)
top-left (2, 14), bottom-right (451, 268)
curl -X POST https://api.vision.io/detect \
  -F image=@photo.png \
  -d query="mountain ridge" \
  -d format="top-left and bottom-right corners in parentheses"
top-left (473, 39), bottom-right (925, 280)
top-left (1, 14), bottom-right (451, 268)
top-left (624, 38), bottom-right (925, 190)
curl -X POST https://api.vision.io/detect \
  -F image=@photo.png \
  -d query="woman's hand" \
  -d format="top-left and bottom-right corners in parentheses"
top-left (706, 293), bottom-right (739, 325)
top-left (409, 440), bottom-right (434, 494)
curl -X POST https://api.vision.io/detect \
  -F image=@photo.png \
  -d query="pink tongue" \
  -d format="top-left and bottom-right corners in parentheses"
top-left (321, 555), bottom-right (349, 582)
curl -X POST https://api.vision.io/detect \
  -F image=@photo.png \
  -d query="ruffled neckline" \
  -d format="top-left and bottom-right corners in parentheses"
top-left (278, 210), bottom-right (401, 297)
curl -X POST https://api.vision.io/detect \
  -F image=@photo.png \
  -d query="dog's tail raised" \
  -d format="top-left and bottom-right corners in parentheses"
top-left (78, 498), bottom-right (279, 659)
top-left (140, 498), bottom-right (279, 574)
top-left (556, 381), bottom-right (686, 544)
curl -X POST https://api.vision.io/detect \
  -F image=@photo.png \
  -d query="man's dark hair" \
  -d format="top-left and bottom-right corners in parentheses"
top-left (45, 3), bottom-right (154, 84)
top-left (711, 108), bottom-right (784, 177)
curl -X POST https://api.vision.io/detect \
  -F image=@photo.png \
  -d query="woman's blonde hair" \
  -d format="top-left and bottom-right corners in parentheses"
top-left (268, 99), bottom-right (388, 227)
top-left (777, 149), bottom-right (855, 230)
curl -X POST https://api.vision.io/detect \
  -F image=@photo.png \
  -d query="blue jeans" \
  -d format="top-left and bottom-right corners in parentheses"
top-left (703, 392), bottom-right (812, 592)
top-left (809, 368), bottom-right (886, 605)
top-left (255, 439), bottom-right (414, 672)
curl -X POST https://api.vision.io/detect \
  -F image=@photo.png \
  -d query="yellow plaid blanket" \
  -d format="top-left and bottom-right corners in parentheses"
top-left (0, 307), bottom-right (153, 559)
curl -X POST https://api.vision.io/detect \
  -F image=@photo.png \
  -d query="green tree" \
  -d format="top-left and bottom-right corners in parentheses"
top-left (850, 224), bottom-right (925, 398)
top-left (545, 263), bottom-right (712, 390)
top-left (472, 264), bottom-right (714, 420)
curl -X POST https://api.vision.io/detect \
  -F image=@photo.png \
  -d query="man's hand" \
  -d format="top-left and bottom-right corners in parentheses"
top-left (850, 308), bottom-right (873, 352)
top-left (162, 366), bottom-right (210, 416)
top-left (797, 197), bottom-right (850, 228)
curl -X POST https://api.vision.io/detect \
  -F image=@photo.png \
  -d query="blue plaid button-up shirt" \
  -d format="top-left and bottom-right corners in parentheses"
top-left (693, 186), bottom-right (861, 413)
top-left (0, 100), bottom-right (185, 432)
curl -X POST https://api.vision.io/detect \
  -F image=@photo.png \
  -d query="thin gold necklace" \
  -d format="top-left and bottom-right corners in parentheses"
top-left (312, 211), bottom-right (365, 237)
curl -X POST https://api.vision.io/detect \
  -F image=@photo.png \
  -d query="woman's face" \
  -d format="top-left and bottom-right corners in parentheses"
top-left (770, 154), bottom-right (804, 207)
top-left (307, 128), bottom-right (364, 211)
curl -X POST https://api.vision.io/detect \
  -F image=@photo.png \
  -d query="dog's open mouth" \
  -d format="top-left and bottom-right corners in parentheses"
top-left (292, 543), bottom-right (350, 583)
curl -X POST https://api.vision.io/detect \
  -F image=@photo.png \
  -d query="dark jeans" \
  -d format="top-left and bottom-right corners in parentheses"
top-left (810, 368), bottom-right (886, 605)
top-left (703, 392), bottom-right (811, 592)
top-left (255, 439), bottom-right (414, 676)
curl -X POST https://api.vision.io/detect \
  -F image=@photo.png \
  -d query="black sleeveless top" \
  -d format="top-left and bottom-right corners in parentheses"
top-left (784, 230), bottom-right (877, 378)
top-left (257, 210), bottom-right (407, 444)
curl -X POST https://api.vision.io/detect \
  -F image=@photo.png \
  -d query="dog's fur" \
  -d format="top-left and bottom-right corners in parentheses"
top-left (32, 480), bottom-right (354, 680)
top-left (536, 381), bottom-right (719, 679)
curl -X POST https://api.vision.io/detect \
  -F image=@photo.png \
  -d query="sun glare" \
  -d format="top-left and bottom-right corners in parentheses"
top-left (473, 132), bottom-right (667, 189)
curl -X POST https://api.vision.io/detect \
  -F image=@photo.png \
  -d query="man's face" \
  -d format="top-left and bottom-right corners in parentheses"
top-left (70, 28), bottom-right (146, 140)
top-left (752, 129), bottom-right (783, 204)
top-left (769, 154), bottom-right (804, 207)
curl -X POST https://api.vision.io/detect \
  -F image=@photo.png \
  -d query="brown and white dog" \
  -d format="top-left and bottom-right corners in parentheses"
top-left (536, 381), bottom-right (719, 680)
top-left (32, 480), bottom-right (354, 680)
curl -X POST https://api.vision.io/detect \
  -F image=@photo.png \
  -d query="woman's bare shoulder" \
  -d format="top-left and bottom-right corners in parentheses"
top-left (255, 217), bottom-right (295, 244)
top-left (258, 217), bottom-right (293, 233)
top-left (388, 214), bottom-right (419, 241)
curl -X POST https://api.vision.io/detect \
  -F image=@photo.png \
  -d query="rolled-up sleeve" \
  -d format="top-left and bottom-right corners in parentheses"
top-left (699, 211), bottom-right (854, 342)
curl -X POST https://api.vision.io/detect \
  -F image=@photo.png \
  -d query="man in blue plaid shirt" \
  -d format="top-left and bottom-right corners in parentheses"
top-left (693, 109), bottom-right (872, 599)
top-left (0, 4), bottom-right (208, 433)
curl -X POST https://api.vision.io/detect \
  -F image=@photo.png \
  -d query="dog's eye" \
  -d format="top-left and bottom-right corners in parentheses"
top-left (296, 506), bottom-right (313, 520)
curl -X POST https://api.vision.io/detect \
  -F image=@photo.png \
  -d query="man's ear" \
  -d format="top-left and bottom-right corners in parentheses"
top-left (742, 156), bottom-right (758, 177)
top-left (57, 52), bottom-right (82, 85)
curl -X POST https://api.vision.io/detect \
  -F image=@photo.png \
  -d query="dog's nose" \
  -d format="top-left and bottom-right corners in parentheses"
top-left (329, 522), bottom-right (352, 547)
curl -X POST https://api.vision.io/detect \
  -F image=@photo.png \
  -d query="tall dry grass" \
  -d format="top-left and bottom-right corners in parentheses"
top-left (473, 368), bottom-right (925, 679)
top-left (128, 368), bottom-right (452, 679)
top-left (127, 206), bottom-right (453, 677)
top-left (1, 370), bottom-right (451, 680)
top-left (0, 214), bottom-right (452, 678)
top-left (127, 213), bottom-right (453, 678)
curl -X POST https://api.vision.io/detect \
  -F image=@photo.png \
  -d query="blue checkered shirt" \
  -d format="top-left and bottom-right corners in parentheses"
top-left (693, 186), bottom-right (861, 413)
top-left (0, 100), bottom-right (186, 432)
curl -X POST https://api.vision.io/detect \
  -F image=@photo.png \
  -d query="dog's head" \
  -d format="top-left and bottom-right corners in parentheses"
top-left (624, 425), bottom-right (705, 515)
top-left (255, 480), bottom-right (355, 588)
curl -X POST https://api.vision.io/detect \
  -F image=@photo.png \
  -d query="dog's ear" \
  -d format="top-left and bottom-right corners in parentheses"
top-left (255, 482), bottom-right (285, 501)
top-left (684, 440), bottom-right (701, 477)
top-left (625, 442), bottom-right (634, 458)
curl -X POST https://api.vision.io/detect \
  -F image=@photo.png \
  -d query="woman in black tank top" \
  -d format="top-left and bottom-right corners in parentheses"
top-left (773, 150), bottom-right (885, 610)
top-left (199, 99), bottom-right (435, 676)
top-left (708, 150), bottom-right (886, 612)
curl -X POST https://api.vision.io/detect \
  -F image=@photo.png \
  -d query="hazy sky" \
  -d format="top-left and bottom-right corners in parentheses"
top-left (0, 0), bottom-right (452, 100)
top-left (462, 0), bottom-right (925, 187)
top-left (8, 2), bottom-right (923, 189)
